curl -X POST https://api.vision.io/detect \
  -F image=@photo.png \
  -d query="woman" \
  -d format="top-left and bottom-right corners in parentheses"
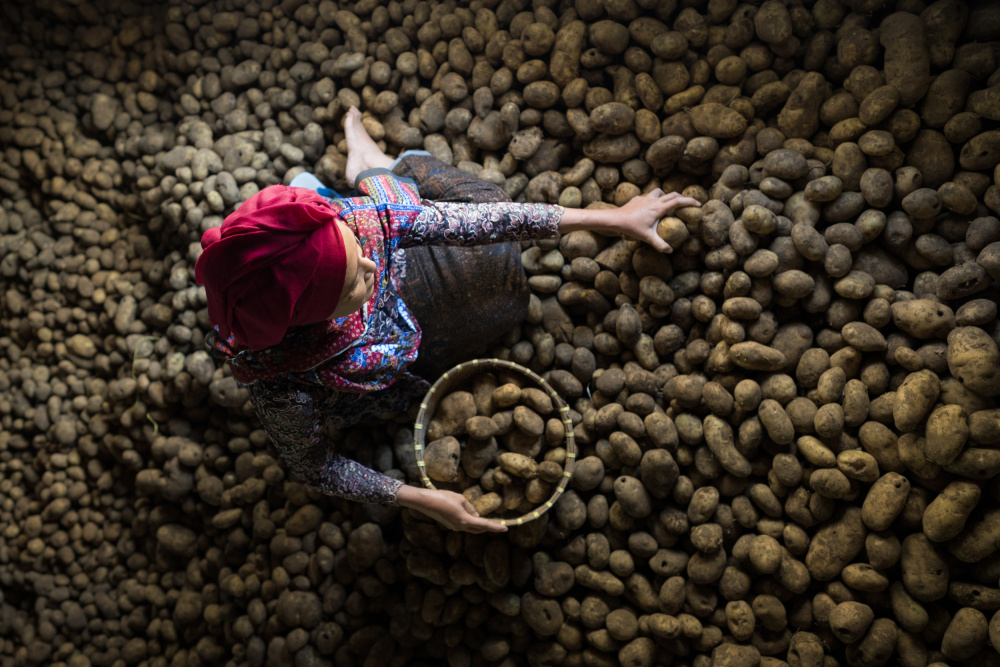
top-left (196, 106), bottom-right (699, 534)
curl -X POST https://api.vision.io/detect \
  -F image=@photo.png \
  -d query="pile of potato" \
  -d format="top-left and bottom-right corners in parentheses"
top-left (422, 372), bottom-right (571, 520)
top-left (2, 0), bottom-right (1000, 665)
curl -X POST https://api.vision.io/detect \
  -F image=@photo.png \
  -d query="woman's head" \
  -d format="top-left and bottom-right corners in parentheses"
top-left (328, 220), bottom-right (377, 320)
top-left (195, 185), bottom-right (371, 350)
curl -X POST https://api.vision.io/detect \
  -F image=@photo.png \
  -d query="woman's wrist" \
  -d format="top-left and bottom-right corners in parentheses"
top-left (557, 206), bottom-right (618, 235)
top-left (395, 484), bottom-right (427, 508)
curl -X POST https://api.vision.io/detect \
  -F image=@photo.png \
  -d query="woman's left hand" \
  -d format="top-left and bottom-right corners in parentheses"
top-left (397, 485), bottom-right (508, 533)
top-left (615, 189), bottom-right (702, 253)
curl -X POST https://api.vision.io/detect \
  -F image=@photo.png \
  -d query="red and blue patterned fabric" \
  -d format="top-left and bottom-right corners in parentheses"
top-left (211, 172), bottom-right (426, 391)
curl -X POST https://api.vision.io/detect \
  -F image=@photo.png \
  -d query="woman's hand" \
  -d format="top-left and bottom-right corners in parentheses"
top-left (616, 189), bottom-right (702, 252)
top-left (558, 189), bottom-right (702, 253)
top-left (397, 485), bottom-right (508, 533)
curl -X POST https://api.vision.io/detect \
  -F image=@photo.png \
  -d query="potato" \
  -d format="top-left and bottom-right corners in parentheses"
top-left (829, 601), bottom-right (875, 643)
top-left (890, 300), bottom-right (955, 339)
top-left (960, 130), bottom-right (1000, 171)
top-left (497, 452), bottom-right (538, 479)
top-left (846, 65), bottom-right (886, 102)
top-left (923, 404), bottom-right (969, 466)
top-left (689, 102), bottom-right (748, 139)
top-left (572, 456), bottom-right (605, 492)
top-left (861, 472), bottom-right (911, 531)
top-left (757, 399), bottom-right (794, 445)
top-left (856, 86), bottom-right (898, 127)
top-left (859, 420), bottom-right (906, 474)
top-left (858, 130), bottom-right (895, 157)
top-left (777, 72), bottom-right (827, 139)
top-left (969, 409), bottom-right (1000, 446)
top-left (589, 19), bottom-right (630, 55)
top-left (939, 262), bottom-right (990, 302)
top-left (893, 370), bottom-right (940, 432)
top-left (946, 327), bottom-right (1000, 397)
top-left (468, 111), bottom-right (514, 150)
top-left (492, 383), bottom-right (523, 408)
top-left (425, 436), bottom-right (462, 482)
top-left (763, 148), bottom-right (808, 180)
top-left (473, 492), bottom-right (503, 516)
top-left (804, 507), bottom-right (867, 581)
top-left (583, 133), bottom-right (641, 163)
top-left (920, 0), bottom-right (969, 67)
top-left (589, 102), bottom-right (634, 135)
top-left (523, 80), bottom-right (561, 108)
top-left (838, 27), bottom-right (879, 68)
top-left (855, 170), bottom-right (891, 211)
top-left (923, 481), bottom-right (981, 543)
top-left (880, 12), bottom-right (932, 106)
top-left (772, 270), bottom-right (815, 299)
top-left (842, 321), bottom-right (888, 352)
top-left (550, 21), bottom-right (587, 86)
top-left (922, 69), bottom-right (972, 129)
top-left (838, 450), bottom-right (880, 484)
top-left (906, 129), bottom-right (955, 189)
top-left (901, 533), bottom-right (949, 602)
top-left (941, 607), bottom-right (989, 660)
top-left (428, 391), bottom-right (478, 439)
top-left (968, 83), bottom-right (1000, 121)
top-left (703, 415), bottom-right (752, 477)
top-left (614, 476), bottom-right (652, 518)
top-left (728, 341), bottom-right (786, 371)
top-left (851, 618), bottom-right (899, 666)
top-left (832, 142), bottom-right (867, 192)
top-left (462, 435), bottom-right (498, 478)
top-left (901, 187), bottom-right (943, 219)
top-left (509, 406), bottom-right (543, 438)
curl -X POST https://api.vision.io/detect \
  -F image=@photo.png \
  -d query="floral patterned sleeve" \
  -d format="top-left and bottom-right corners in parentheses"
top-left (400, 201), bottom-right (564, 248)
top-left (244, 375), bottom-right (413, 505)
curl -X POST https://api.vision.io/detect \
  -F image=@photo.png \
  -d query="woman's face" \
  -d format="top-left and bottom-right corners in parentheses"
top-left (327, 220), bottom-right (377, 320)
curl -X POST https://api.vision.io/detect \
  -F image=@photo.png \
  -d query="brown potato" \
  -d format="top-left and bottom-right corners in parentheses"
top-left (689, 102), bottom-right (748, 139)
top-left (947, 327), bottom-right (1000, 397)
top-left (498, 452), bottom-right (538, 479)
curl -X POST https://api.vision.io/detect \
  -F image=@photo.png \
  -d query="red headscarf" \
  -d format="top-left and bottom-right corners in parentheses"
top-left (195, 185), bottom-right (348, 351)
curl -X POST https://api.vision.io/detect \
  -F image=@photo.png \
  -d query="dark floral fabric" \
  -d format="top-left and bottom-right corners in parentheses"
top-left (407, 201), bottom-right (559, 247)
top-left (244, 374), bottom-right (429, 503)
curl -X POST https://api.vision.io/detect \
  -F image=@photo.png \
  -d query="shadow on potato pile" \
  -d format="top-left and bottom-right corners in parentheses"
top-left (1, 0), bottom-right (1000, 665)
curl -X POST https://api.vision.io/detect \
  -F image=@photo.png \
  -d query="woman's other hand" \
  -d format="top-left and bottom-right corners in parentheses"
top-left (615, 189), bottom-right (702, 252)
top-left (396, 485), bottom-right (508, 533)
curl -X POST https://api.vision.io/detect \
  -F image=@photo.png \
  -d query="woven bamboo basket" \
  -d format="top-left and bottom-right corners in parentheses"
top-left (412, 358), bottom-right (577, 527)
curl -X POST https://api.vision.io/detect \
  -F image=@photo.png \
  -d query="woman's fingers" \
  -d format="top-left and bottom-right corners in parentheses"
top-left (647, 231), bottom-right (673, 253)
top-left (454, 493), bottom-right (508, 532)
top-left (459, 515), bottom-right (506, 533)
top-left (478, 518), bottom-right (508, 532)
top-left (646, 194), bottom-right (693, 215)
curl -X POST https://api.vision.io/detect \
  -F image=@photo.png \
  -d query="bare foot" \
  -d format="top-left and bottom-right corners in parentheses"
top-left (344, 106), bottom-right (394, 187)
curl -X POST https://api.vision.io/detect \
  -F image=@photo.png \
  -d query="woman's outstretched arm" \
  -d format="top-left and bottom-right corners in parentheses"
top-left (244, 375), bottom-right (507, 532)
top-left (402, 189), bottom-right (700, 252)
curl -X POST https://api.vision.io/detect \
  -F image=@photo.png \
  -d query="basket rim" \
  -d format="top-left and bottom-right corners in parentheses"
top-left (412, 358), bottom-right (577, 527)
